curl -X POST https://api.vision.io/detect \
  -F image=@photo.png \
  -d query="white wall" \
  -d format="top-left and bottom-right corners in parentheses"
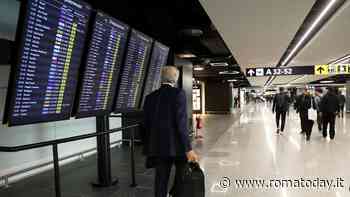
top-left (0, 0), bottom-right (122, 181)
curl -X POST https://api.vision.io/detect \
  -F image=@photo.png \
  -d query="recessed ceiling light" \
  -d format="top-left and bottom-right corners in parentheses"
top-left (210, 62), bottom-right (229, 67)
top-left (320, 80), bottom-right (334, 84)
top-left (219, 71), bottom-right (240, 75)
top-left (194, 67), bottom-right (204, 71)
top-left (177, 53), bottom-right (196, 58)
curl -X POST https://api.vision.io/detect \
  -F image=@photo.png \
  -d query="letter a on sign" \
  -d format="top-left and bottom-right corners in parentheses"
top-left (265, 69), bottom-right (272, 75)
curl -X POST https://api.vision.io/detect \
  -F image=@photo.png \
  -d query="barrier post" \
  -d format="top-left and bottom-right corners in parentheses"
top-left (52, 144), bottom-right (61, 197)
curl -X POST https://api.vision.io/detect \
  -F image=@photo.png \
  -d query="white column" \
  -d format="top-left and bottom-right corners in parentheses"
top-left (346, 81), bottom-right (350, 113)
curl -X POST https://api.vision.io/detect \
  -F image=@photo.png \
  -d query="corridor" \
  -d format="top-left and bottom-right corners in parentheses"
top-left (197, 104), bottom-right (349, 197)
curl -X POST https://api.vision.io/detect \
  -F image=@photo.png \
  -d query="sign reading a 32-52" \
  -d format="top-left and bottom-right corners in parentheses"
top-left (245, 66), bottom-right (314, 77)
top-left (246, 64), bottom-right (350, 77)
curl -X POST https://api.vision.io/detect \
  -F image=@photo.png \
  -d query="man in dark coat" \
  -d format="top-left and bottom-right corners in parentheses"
top-left (143, 66), bottom-right (198, 197)
top-left (337, 91), bottom-right (346, 118)
top-left (294, 88), bottom-right (312, 134)
top-left (272, 87), bottom-right (290, 134)
top-left (320, 87), bottom-right (340, 140)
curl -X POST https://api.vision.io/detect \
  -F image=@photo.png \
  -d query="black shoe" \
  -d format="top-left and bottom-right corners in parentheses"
top-left (276, 128), bottom-right (280, 134)
top-left (306, 136), bottom-right (310, 141)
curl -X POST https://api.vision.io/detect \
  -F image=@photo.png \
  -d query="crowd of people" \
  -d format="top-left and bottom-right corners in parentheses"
top-left (272, 87), bottom-right (346, 141)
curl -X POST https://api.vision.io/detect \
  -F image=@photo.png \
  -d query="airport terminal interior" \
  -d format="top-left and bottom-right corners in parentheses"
top-left (1, 0), bottom-right (350, 196)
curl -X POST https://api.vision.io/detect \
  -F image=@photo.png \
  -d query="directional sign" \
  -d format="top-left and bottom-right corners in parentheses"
top-left (315, 65), bottom-right (329, 75)
top-left (338, 65), bottom-right (349, 74)
top-left (246, 64), bottom-right (350, 77)
top-left (247, 69), bottom-right (255, 76)
top-left (256, 68), bottom-right (264, 76)
top-left (245, 66), bottom-right (314, 77)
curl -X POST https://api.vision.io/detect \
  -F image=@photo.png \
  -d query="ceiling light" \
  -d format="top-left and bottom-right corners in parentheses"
top-left (281, 0), bottom-right (337, 66)
top-left (194, 67), bottom-right (204, 71)
top-left (227, 79), bottom-right (238, 82)
top-left (320, 80), bottom-right (334, 84)
top-left (177, 53), bottom-right (196, 58)
top-left (210, 62), bottom-right (229, 67)
top-left (329, 54), bottom-right (350, 64)
top-left (219, 71), bottom-right (240, 75)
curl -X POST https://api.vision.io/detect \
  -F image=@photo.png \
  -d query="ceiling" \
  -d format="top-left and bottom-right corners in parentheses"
top-left (200, 0), bottom-right (350, 87)
top-left (0, 0), bottom-right (250, 86)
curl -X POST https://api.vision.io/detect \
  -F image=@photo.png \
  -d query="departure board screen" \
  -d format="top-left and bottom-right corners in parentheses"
top-left (114, 29), bottom-right (153, 112)
top-left (4, 0), bottom-right (91, 126)
top-left (140, 41), bottom-right (169, 106)
top-left (75, 12), bottom-right (129, 118)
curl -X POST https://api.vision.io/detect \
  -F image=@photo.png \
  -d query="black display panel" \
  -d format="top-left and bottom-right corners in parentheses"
top-left (3, 0), bottom-right (91, 126)
top-left (114, 29), bottom-right (153, 112)
top-left (75, 12), bottom-right (129, 118)
top-left (140, 41), bottom-right (169, 107)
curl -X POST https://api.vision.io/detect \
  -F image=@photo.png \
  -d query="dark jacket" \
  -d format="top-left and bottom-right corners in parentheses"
top-left (143, 84), bottom-right (192, 157)
top-left (338, 94), bottom-right (346, 106)
top-left (295, 94), bottom-right (312, 113)
top-left (272, 92), bottom-right (290, 112)
top-left (321, 92), bottom-right (340, 113)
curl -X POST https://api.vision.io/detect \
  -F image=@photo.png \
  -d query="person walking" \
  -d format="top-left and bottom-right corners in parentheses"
top-left (142, 66), bottom-right (199, 197)
top-left (320, 87), bottom-right (340, 140)
top-left (337, 91), bottom-right (346, 118)
top-left (272, 87), bottom-right (290, 134)
top-left (295, 88), bottom-right (312, 134)
top-left (313, 89), bottom-right (323, 132)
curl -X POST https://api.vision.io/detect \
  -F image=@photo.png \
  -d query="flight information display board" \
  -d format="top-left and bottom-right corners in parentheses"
top-left (4, 0), bottom-right (91, 126)
top-left (114, 29), bottom-right (153, 112)
top-left (75, 12), bottom-right (129, 118)
top-left (140, 41), bottom-right (169, 106)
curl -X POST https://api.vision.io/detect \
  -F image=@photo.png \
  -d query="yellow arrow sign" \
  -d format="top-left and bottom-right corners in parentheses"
top-left (315, 65), bottom-right (329, 75)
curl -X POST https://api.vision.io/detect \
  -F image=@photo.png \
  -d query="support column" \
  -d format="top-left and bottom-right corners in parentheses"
top-left (346, 81), bottom-right (350, 113)
top-left (229, 82), bottom-right (234, 114)
top-left (92, 115), bottom-right (118, 187)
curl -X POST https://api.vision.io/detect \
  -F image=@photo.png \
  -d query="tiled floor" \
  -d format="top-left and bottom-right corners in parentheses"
top-left (200, 103), bottom-right (350, 197)
top-left (1, 103), bottom-right (350, 197)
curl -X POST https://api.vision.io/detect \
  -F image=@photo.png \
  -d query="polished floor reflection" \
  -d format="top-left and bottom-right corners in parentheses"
top-left (197, 103), bottom-right (350, 197)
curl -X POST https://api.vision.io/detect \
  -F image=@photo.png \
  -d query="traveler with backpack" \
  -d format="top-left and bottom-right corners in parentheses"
top-left (272, 87), bottom-right (290, 134)
top-left (320, 87), bottom-right (340, 140)
top-left (313, 89), bottom-right (323, 132)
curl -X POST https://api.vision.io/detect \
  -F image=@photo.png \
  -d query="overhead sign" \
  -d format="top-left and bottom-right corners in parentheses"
top-left (246, 66), bottom-right (314, 77)
top-left (246, 64), bottom-right (350, 77)
top-left (314, 65), bottom-right (329, 75)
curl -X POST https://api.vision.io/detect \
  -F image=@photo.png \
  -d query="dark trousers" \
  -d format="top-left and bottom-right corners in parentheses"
top-left (276, 111), bottom-right (287, 131)
top-left (316, 111), bottom-right (322, 130)
top-left (155, 157), bottom-right (187, 197)
top-left (340, 105), bottom-right (344, 117)
top-left (299, 111), bottom-right (308, 133)
top-left (322, 112), bottom-right (336, 139)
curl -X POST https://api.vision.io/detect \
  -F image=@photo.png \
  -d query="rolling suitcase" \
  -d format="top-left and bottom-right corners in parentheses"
top-left (306, 119), bottom-right (314, 141)
top-left (170, 162), bottom-right (205, 197)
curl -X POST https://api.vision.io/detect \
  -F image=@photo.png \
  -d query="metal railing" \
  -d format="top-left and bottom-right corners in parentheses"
top-left (0, 123), bottom-right (140, 197)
